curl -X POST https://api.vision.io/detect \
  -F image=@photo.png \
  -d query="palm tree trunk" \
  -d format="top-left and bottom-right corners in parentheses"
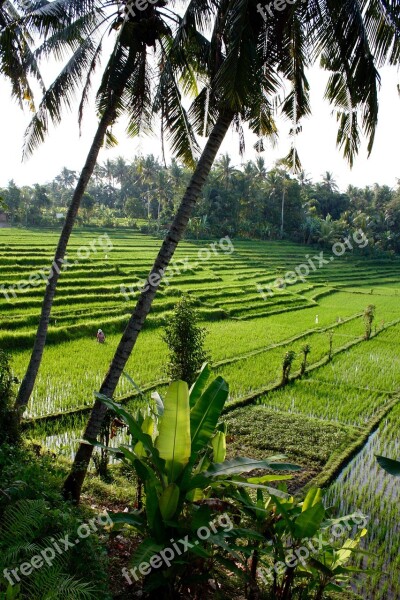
top-left (62, 109), bottom-right (234, 503)
top-left (280, 188), bottom-right (285, 238)
top-left (14, 63), bottom-right (135, 413)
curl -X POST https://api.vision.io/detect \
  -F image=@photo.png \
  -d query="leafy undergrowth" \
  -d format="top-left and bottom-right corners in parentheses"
top-left (224, 406), bottom-right (359, 491)
top-left (0, 442), bottom-right (111, 599)
top-left (0, 434), bottom-right (366, 600)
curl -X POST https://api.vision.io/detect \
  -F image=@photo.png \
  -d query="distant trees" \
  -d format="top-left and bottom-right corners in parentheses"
top-left (5, 155), bottom-right (400, 255)
top-left (1, 180), bottom-right (21, 223)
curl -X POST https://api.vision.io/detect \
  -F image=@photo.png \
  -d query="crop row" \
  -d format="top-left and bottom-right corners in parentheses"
top-left (326, 402), bottom-right (400, 600)
top-left (259, 322), bottom-right (400, 425)
top-left (11, 296), bottom-right (396, 418)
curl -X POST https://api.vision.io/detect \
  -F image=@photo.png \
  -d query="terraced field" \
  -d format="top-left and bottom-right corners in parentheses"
top-left (1, 227), bottom-right (400, 600)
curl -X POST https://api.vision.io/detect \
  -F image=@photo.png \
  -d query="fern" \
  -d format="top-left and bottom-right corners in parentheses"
top-left (0, 499), bottom-right (99, 600)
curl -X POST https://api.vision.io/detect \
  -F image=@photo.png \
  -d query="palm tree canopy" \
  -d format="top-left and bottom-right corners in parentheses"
top-left (0, 0), bottom-right (82, 108)
top-left (8, 0), bottom-right (216, 168)
top-left (4, 0), bottom-right (400, 173)
top-left (188, 0), bottom-right (400, 170)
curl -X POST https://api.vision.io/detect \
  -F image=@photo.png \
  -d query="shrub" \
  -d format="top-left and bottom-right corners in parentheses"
top-left (163, 295), bottom-right (209, 386)
top-left (281, 350), bottom-right (296, 385)
top-left (364, 304), bottom-right (376, 340)
top-left (93, 367), bottom-right (369, 599)
top-left (93, 366), bottom-right (300, 597)
top-left (0, 350), bottom-right (19, 444)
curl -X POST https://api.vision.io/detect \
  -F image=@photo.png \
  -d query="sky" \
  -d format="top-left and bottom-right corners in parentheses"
top-left (1, 64), bottom-right (400, 192)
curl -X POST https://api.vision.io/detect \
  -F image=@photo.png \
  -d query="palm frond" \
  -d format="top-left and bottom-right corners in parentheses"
top-left (213, 0), bottom-right (256, 110)
top-left (78, 36), bottom-right (103, 132)
top-left (95, 42), bottom-right (136, 120)
top-left (124, 46), bottom-right (153, 138)
top-left (23, 35), bottom-right (99, 158)
top-left (155, 47), bottom-right (200, 168)
top-left (312, 0), bottom-right (390, 164)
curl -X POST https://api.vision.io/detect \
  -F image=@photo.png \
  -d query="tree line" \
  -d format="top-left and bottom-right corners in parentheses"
top-left (2, 154), bottom-right (400, 253)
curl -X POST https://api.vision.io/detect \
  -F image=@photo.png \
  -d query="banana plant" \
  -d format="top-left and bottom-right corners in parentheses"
top-left (87, 363), bottom-right (300, 593)
top-left (376, 455), bottom-right (400, 477)
top-left (232, 486), bottom-right (371, 600)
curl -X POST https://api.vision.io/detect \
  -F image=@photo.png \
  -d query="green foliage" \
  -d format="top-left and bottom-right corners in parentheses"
top-left (281, 350), bottom-right (296, 385)
top-left (363, 304), bottom-right (376, 340)
top-left (376, 455), bottom-right (400, 476)
top-left (6, 154), bottom-right (400, 253)
top-left (95, 367), bottom-right (368, 598)
top-left (163, 296), bottom-right (209, 386)
top-left (92, 367), bottom-right (300, 595)
top-left (0, 350), bottom-right (19, 444)
top-left (0, 499), bottom-right (98, 599)
top-left (0, 444), bottom-right (110, 599)
top-left (232, 485), bottom-right (369, 599)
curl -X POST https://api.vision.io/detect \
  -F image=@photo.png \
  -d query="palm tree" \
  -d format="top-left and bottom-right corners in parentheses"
top-left (14, 0), bottom-right (203, 411)
top-left (59, 167), bottom-right (77, 188)
top-left (254, 156), bottom-right (267, 181)
top-left (0, 0), bottom-right (87, 115)
top-left (266, 168), bottom-right (290, 237)
top-left (215, 153), bottom-right (239, 190)
top-left (63, 0), bottom-right (400, 502)
top-left (322, 171), bottom-right (339, 193)
top-left (297, 169), bottom-right (312, 188)
top-left (113, 156), bottom-right (129, 186)
top-left (0, 0), bottom-right (44, 107)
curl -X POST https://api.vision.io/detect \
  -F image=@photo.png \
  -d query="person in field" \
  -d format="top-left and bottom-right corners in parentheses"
top-left (96, 329), bottom-right (105, 343)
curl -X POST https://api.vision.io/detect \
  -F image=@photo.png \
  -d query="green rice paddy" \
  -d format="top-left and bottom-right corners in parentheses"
top-left (1, 227), bottom-right (399, 600)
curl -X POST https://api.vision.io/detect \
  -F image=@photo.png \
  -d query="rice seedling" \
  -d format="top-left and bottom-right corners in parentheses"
top-left (326, 403), bottom-right (400, 600)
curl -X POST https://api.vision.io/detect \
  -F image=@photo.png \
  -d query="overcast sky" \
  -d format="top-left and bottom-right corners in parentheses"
top-left (1, 64), bottom-right (399, 192)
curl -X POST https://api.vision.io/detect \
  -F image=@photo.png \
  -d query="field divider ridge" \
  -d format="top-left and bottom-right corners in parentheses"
top-left (23, 316), bottom-right (400, 426)
top-left (222, 316), bottom-right (400, 413)
top-left (301, 393), bottom-right (400, 494)
top-left (213, 312), bottom-right (363, 368)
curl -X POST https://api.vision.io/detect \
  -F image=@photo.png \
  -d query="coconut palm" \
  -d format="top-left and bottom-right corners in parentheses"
top-left (322, 171), bottom-right (339, 193)
top-left (298, 169), bottom-right (312, 188)
top-left (254, 156), bottom-right (267, 181)
top-left (14, 0), bottom-right (206, 411)
top-left (267, 168), bottom-right (291, 238)
top-left (63, 0), bottom-right (400, 503)
top-left (215, 153), bottom-right (239, 190)
top-left (0, 0), bottom-right (85, 108)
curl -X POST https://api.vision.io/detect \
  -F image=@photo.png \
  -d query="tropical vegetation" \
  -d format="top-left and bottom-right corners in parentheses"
top-left (1, 0), bottom-right (400, 598)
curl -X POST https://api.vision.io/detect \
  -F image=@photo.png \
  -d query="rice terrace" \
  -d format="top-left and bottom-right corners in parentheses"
top-left (1, 225), bottom-right (399, 599)
top-left (2, 0), bottom-right (400, 598)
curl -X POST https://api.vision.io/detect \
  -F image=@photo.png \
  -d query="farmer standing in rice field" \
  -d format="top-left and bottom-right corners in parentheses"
top-left (96, 329), bottom-right (105, 343)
